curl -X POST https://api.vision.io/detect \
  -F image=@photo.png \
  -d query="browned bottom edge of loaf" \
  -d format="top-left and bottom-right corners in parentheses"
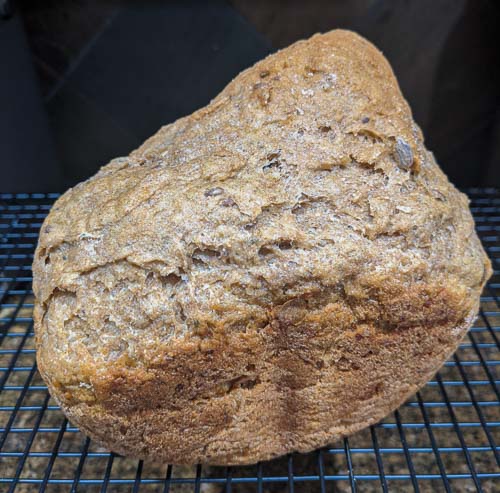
top-left (39, 307), bottom-right (478, 466)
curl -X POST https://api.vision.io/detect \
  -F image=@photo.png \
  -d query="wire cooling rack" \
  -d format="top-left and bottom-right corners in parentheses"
top-left (0, 190), bottom-right (499, 493)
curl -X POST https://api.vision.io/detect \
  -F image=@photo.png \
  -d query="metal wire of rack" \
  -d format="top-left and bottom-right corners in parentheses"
top-left (0, 190), bottom-right (499, 492)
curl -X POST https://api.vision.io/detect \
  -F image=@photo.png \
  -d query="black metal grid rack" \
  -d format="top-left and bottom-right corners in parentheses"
top-left (0, 190), bottom-right (499, 492)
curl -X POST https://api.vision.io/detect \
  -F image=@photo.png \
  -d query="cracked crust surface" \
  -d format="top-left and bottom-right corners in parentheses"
top-left (33, 30), bottom-right (491, 465)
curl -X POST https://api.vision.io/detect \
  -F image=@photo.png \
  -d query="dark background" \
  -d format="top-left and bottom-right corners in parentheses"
top-left (1, 0), bottom-right (499, 192)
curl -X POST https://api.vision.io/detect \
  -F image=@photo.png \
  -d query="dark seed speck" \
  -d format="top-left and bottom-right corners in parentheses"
top-left (221, 198), bottom-right (236, 207)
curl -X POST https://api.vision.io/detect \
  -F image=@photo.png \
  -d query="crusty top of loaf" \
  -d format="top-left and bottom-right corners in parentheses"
top-left (33, 30), bottom-right (490, 392)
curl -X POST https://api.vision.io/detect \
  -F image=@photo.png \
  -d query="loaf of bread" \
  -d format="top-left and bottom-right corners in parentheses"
top-left (33, 30), bottom-right (491, 465)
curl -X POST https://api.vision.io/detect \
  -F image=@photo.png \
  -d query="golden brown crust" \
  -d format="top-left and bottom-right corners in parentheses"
top-left (33, 29), bottom-right (491, 465)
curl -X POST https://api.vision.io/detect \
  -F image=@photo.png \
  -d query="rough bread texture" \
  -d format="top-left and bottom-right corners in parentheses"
top-left (33, 30), bottom-right (491, 465)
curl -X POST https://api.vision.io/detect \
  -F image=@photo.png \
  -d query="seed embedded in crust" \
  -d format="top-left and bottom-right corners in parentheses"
top-left (394, 137), bottom-right (414, 170)
top-left (204, 187), bottom-right (224, 197)
top-left (220, 198), bottom-right (237, 207)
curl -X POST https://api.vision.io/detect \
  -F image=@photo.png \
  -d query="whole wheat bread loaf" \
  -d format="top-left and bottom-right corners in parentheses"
top-left (33, 30), bottom-right (491, 465)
